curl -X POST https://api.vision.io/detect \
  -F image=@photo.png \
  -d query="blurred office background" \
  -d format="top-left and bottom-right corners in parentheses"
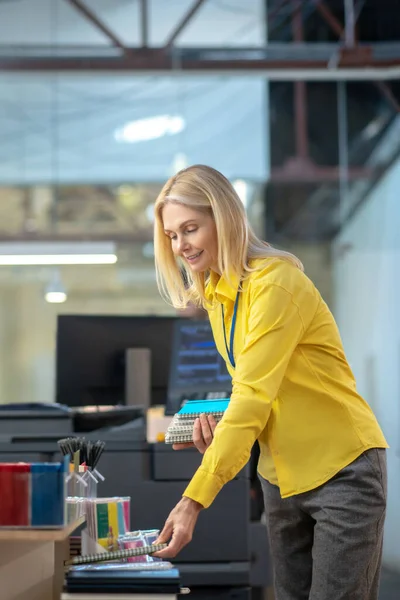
top-left (0, 0), bottom-right (399, 595)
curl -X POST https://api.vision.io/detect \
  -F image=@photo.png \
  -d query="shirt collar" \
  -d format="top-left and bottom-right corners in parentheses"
top-left (206, 270), bottom-right (240, 303)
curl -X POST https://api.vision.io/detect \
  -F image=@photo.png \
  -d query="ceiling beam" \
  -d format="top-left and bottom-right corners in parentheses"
top-left (0, 59), bottom-right (398, 76)
top-left (140, 0), bottom-right (149, 48)
top-left (0, 49), bottom-right (399, 79)
top-left (164, 0), bottom-right (207, 47)
top-left (66, 0), bottom-right (128, 53)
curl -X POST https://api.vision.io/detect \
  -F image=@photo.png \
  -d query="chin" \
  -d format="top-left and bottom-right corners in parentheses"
top-left (189, 264), bottom-right (207, 273)
top-left (188, 261), bottom-right (210, 273)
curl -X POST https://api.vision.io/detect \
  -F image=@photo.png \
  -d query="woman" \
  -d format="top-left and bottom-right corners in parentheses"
top-left (153, 164), bottom-right (388, 600)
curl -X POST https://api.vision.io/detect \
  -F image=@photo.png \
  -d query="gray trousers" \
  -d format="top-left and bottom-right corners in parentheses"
top-left (260, 449), bottom-right (387, 600)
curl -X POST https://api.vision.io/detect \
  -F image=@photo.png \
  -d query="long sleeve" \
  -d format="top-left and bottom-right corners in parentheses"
top-left (183, 280), bottom-right (312, 508)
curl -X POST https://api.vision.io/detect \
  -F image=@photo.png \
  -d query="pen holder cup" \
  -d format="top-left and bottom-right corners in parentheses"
top-left (80, 468), bottom-right (105, 499)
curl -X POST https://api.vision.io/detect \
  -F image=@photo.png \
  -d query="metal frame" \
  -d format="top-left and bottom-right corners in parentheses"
top-left (0, 47), bottom-right (399, 78)
top-left (270, 1), bottom-right (382, 184)
top-left (67, 0), bottom-right (206, 54)
top-left (0, 0), bottom-right (399, 80)
top-left (312, 0), bottom-right (400, 111)
top-left (0, 0), bottom-right (398, 242)
top-left (164, 0), bottom-right (206, 47)
top-left (140, 0), bottom-right (149, 48)
top-left (66, 0), bottom-right (128, 53)
top-left (269, 0), bottom-right (399, 239)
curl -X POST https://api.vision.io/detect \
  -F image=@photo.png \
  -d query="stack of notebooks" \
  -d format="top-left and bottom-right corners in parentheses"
top-left (69, 536), bottom-right (82, 563)
top-left (65, 564), bottom-right (181, 596)
top-left (64, 542), bottom-right (182, 596)
top-left (165, 399), bottom-right (230, 444)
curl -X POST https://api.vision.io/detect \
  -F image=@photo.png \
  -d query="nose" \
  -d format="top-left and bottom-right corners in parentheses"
top-left (175, 236), bottom-right (190, 255)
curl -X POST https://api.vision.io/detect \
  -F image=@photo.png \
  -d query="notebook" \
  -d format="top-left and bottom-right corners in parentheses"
top-left (65, 543), bottom-right (167, 566)
top-left (165, 398), bottom-right (229, 444)
top-left (65, 566), bottom-right (181, 595)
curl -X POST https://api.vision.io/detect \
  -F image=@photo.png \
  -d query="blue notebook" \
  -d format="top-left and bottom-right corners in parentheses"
top-left (165, 398), bottom-right (230, 444)
top-left (65, 566), bottom-right (180, 595)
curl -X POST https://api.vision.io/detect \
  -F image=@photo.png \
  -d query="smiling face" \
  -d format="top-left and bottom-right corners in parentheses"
top-left (162, 203), bottom-right (219, 274)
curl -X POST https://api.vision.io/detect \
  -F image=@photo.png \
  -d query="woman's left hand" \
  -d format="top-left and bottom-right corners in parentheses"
top-left (172, 413), bottom-right (217, 454)
top-left (152, 497), bottom-right (203, 559)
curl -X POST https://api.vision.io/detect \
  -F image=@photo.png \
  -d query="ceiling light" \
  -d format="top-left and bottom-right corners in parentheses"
top-left (0, 242), bottom-right (117, 266)
top-left (0, 255), bottom-right (117, 266)
top-left (115, 115), bottom-right (185, 144)
top-left (45, 291), bottom-right (67, 304)
top-left (45, 270), bottom-right (67, 304)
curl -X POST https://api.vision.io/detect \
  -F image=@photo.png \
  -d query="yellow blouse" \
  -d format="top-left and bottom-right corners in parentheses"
top-left (183, 258), bottom-right (388, 508)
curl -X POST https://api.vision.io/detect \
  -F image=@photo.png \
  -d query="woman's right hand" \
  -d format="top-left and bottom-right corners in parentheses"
top-left (172, 413), bottom-right (217, 454)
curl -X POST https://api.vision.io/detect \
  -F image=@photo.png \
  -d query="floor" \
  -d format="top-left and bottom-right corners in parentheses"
top-left (379, 569), bottom-right (400, 600)
top-left (252, 569), bottom-right (400, 599)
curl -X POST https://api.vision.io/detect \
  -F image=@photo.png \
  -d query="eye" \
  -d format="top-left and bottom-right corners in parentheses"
top-left (186, 227), bottom-right (197, 234)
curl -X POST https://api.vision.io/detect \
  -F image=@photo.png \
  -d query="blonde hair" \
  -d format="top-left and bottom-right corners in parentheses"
top-left (154, 164), bottom-right (303, 308)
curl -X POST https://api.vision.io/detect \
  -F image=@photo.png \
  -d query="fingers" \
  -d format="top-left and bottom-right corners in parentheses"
top-left (172, 442), bottom-right (194, 451)
top-left (207, 414), bottom-right (217, 433)
top-left (200, 413), bottom-right (214, 447)
top-left (192, 414), bottom-right (216, 454)
top-left (153, 527), bottom-right (192, 559)
top-left (156, 519), bottom-right (173, 545)
top-left (193, 417), bottom-right (207, 453)
top-left (154, 497), bottom-right (200, 560)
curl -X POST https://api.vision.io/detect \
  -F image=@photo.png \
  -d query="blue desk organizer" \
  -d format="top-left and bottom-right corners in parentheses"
top-left (165, 398), bottom-right (230, 444)
top-left (31, 463), bottom-right (66, 526)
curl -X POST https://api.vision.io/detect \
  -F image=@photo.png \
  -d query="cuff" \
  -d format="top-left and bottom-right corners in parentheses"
top-left (183, 467), bottom-right (224, 509)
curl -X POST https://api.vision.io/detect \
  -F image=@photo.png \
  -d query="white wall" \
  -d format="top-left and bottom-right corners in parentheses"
top-left (332, 160), bottom-right (400, 572)
top-left (0, 269), bottom-right (174, 406)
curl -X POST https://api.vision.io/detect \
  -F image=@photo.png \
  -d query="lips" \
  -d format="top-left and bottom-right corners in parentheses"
top-left (186, 251), bottom-right (203, 260)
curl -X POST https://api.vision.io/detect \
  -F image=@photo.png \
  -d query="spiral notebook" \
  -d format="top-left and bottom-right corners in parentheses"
top-left (65, 543), bottom-right (167, 566)
top-left (165, 398), bottom-right (229, 444)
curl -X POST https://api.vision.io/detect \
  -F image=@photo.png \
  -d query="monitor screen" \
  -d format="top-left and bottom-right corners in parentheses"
top-left (56, 315), bottom-right (177, 408)
top-left (166, 319), bottom-right (231, 415)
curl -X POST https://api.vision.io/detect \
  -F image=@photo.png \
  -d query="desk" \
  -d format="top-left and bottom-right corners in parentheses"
top-left (0, 517), bottom-right (84, 600)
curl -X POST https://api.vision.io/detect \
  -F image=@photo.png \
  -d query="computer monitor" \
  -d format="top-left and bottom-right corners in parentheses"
top-left (166, 319), bottom-right (232, 415)
top-left (56, 315), bottom-right (177, 408)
